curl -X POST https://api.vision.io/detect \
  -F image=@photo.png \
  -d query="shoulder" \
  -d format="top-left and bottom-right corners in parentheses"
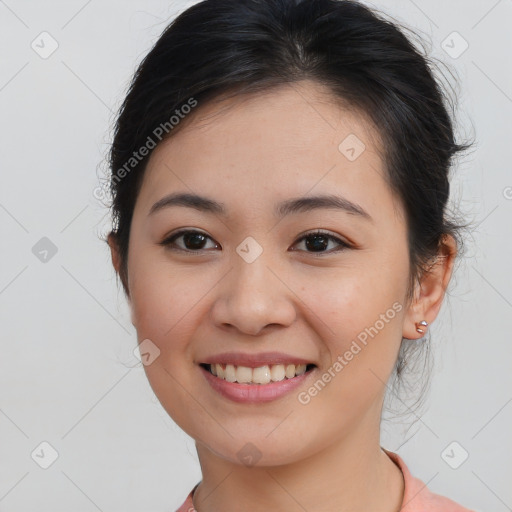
top-left (384, 449), bottom-right (477, 512)
top-left (176, 455), bottom-right (479, 512)
top-left (175, 482), bottom-right (198, 512)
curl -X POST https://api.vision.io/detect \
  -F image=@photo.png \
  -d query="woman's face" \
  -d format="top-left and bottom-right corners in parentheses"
top-left (117, 80), bottom-right (417, 465)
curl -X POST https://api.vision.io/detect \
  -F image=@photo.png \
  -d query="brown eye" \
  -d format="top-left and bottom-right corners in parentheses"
top-left (292, 230), bottom-right (350, 255)
top-left (160, 230), bottom-right (218, 252)
top-left (160, 229), bottom-right (351, 255)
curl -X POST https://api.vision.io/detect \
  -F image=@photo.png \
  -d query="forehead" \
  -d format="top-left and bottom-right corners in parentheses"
top-left (136, 80), bottom-right (402, 224)
top-left (166, 80), bottom-right (382, 156)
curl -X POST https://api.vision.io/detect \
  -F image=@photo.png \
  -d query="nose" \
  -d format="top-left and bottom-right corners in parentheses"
top-left (210, 252), bottom-right (297, 336)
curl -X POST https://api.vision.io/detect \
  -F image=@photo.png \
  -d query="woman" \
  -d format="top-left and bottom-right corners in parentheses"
top-left (105, 0), bottom-right (476, 510)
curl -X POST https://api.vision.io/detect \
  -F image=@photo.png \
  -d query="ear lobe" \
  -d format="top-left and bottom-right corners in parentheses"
top-left (402, 234), bottom-right (457, 340)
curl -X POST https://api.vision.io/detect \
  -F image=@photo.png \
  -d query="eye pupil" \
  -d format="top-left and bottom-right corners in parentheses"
top-left (183, 232), bottom-right (207, 250)
top-left (306, 234), bottom-right (329, 252)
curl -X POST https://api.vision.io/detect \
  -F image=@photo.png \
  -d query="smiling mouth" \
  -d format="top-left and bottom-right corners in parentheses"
top-left (200, 363), bottom-right (317, 385)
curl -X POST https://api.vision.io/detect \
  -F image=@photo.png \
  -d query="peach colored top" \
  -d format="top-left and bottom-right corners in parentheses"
top-left (176, 450), bottom-right (476, 511)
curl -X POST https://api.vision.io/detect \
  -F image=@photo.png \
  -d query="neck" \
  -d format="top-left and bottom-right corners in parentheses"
top-left (192, 419), bottom-right (404, 512)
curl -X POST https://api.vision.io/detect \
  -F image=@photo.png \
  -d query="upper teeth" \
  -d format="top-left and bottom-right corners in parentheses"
top-left (210, 363), bottom-right (309, 384)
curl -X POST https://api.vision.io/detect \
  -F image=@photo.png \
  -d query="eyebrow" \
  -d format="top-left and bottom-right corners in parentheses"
top-left (148, 192), bottom-right (372, 221)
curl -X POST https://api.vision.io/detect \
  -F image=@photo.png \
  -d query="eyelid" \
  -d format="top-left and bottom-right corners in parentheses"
top-left (160, 228), bottom-right (218, 254)
top-left (160, 228), bottom-right (352, 254)
top-left (294, 229), bottom-right (351, 250)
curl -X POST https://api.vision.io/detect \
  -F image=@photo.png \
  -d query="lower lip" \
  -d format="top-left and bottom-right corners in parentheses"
top-left (199, 365), bottom-right (315, 403)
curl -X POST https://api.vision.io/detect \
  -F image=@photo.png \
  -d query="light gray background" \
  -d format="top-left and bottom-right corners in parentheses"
top-left (0, 1), bottom-right (510, 511)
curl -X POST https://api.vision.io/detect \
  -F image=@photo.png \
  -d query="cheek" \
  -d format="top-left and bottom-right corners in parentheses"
top-left (128, 250), bottom-right (212, 341)
top-left (306, 263), bottom-right (405, 340)
top-left (301, 264), bottom-right (406, 396)
top-left (128, 261), bottom-right (211, 433)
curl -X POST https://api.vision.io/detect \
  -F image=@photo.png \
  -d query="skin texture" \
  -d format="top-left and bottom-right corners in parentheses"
top-left (108, 80), bottom-right (457, 511)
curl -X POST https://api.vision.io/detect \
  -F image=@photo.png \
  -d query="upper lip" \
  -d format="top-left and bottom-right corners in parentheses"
top-left (200, 351), bottom-right (316, 368)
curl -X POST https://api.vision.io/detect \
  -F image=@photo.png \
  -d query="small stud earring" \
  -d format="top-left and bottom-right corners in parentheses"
top-left (416, 320), bottom-right (428, 334)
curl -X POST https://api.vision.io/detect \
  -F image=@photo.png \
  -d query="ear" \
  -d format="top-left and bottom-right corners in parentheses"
top-left (107, 233), bottom-right (131, 303)
top-left (402, 234), bottom-right (457, 340)
top-left (107, 232), bottom-right (121, 275)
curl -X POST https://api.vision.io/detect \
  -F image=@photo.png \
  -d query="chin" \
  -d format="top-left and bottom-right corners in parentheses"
top-left (195, 428), bottom-right (319, 468)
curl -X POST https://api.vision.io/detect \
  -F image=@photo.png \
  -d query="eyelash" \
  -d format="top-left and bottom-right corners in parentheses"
top-left (159, 229), bottom-right (351, 256)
